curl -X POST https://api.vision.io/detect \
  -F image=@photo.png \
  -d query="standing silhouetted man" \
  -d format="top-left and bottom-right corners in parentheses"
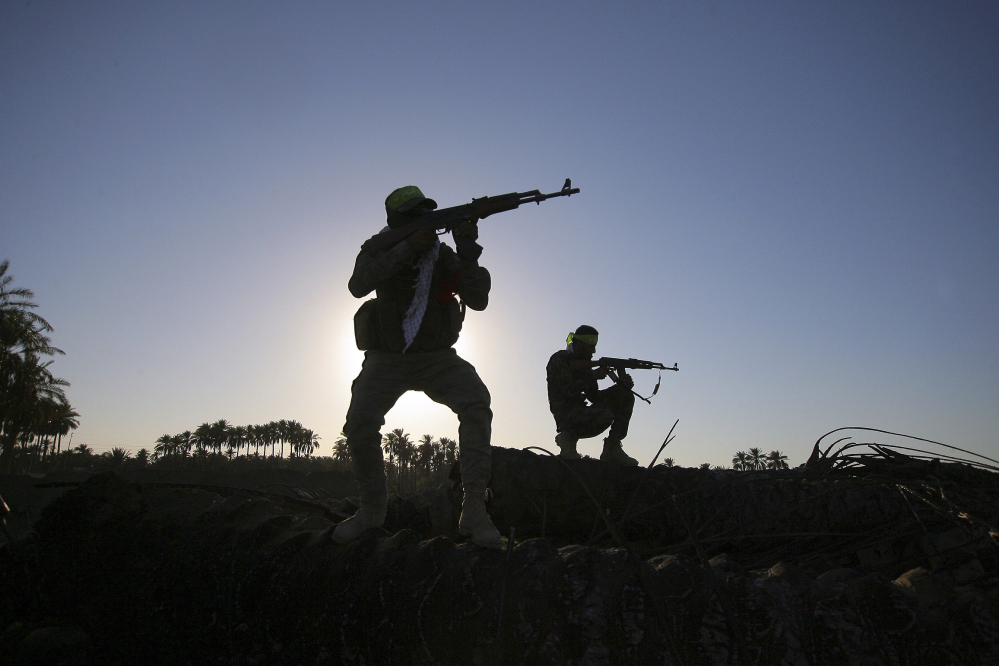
top-left (334, 185), bottom-right (503, 549)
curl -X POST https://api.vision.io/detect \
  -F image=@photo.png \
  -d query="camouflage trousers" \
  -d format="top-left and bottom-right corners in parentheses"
top-left (342, 349), bottom-right (493, 488)
top-left (553, 383), bottom-right (634, 442)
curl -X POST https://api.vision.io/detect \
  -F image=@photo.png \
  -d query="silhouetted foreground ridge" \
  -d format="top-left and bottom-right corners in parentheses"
top-left (1, 443), bottom-right (997, 664)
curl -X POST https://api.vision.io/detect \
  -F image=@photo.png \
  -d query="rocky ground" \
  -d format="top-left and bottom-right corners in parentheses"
top-left (1, 442), bottom-right (997, 665)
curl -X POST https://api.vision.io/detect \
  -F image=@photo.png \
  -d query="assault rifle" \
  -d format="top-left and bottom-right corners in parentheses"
top-left (364, 178), bottom-right (580, 255)
top-left (591, 357), bottom-right (679, 404)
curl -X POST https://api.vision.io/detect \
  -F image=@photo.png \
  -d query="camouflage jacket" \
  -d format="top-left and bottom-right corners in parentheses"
top-left (349, 238), bottom-right (490, 353)
top-left (546, 349), bottom-right (599, 415)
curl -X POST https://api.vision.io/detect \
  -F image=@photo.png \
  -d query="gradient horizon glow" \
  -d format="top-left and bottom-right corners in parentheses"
top-left (3, 2), bottom-right (997, 467)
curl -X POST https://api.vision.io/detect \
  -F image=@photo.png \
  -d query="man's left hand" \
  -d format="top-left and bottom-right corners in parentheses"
top-left (452, 220), bottom-right (479, 241)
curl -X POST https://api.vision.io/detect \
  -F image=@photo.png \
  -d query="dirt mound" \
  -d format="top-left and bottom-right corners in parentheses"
top-left (1, 445), bottom-right (997, 664)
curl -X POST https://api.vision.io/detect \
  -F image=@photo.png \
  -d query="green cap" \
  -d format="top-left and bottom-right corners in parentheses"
top-left (385, 186), bottom-right (437, 213)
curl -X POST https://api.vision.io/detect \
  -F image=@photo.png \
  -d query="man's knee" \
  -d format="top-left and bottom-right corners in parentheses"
top-left (454, 366), bottom-right (491, 410)
top-left (605, 383), bottom-right (635, 406)
top-left (459, 401), bottom-right (492, 426)
top-left (343, 399), bottom-right (390, 466)
top-left (426, 361), bottom-right (492, 419)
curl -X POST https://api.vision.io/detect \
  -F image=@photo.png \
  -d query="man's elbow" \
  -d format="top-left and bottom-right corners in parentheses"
top-left (348, 278), bottom-right (373, 299)
top-left (464, 296), bottom-right (488, 311)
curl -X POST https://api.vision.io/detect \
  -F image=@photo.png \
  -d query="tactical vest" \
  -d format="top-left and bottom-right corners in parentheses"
top-left (354, 247), bottom-right (465, 353)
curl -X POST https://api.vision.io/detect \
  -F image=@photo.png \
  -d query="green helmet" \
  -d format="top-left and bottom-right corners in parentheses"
top-left (385, 186), bottom-right (437, 213)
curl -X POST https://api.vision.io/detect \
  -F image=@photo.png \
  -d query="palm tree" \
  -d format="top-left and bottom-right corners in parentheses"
top-left (256, 423), bottom-right (268, 457)
top-left (732, 450), bottom-right (749, 471)
top-left (31, 395), bottom-right (71, 464)
top-left (747, 447), bottom-right (766, 471)
top-left (287, 420), bottom-right (307, 458)
top-left (440, 436), bottom-right (457, 464)
top-left (333, 431), bottom-right (350, 462)
top-left (661, 457), bottom-right (675, 468)
top-left (382, 429), bottom-right (403, 466)
top-left (154, 434), bottom-right (174, 459)
top-left (246, 424), bottom-right (257, 456)
top-left (168, 434), bottom-right (184, 457)
top-left (0, 260), bottom-right (73, 473)
top-left (229, 425), bottom-right (247, 458)
top-left (417, 434), bottom-right (434, 479)
top-left (194, 423), bottom-right (212, 456)
top-left (49, 400), bottom-right (79, 457)
top-left (766, 450), bottom-right (789, 470)
top-left (431, 438), bottom-right (447, 485)
top-left (178, 430), bottom-right (194, 456)
top-left (279, 419), bottom-right (299, 458)
top-left (73, 443), bottom-right (92, 466)
top-left (108, 447), bottom-right (131, 468)
top-left (383, 428), bottom-right (413, 492)
top-left (19, 390), bottom-right (75, 471)
top-left (397, 437), bottom-right (416, 492)
top-left (1, 354), bottom-right (69, 472)
top-left (210, 419), bottom-right (230, 456)
top-left (300, 428), bottom-right (320, 457)
top-left (0, 260), bottom-right (63, 374)
top-left (257, 422), bottom-right (268, 457)
top-left (263, 422), bottom-right (279, 458)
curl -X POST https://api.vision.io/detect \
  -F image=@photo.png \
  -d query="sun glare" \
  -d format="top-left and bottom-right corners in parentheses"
top-left (336, 319), bottom-right (365, 381)
top-left (330, 315), bottom-right (480, 441)
top-left (452, 326), bottom-right (474, 360)
top-left (383, 392), bottom-right (460, 440)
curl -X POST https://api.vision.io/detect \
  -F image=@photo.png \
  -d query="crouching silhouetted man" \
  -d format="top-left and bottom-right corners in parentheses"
top-left (334, 185), bottom-right (503, 549)
top-left (546, 325), bottom-right (638, 465)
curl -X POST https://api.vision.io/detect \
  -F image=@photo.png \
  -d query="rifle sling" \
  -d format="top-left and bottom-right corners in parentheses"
top-left (630, 368), bottom-right (662, 405)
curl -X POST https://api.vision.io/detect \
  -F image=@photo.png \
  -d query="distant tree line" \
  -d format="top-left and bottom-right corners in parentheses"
top-left (0, 260), bottom-right (79, 473)
top-left (648, 448), bottom-right (791, 471)
top-left (329, 432), bottom-right (792, 491)
top-left (154, 419), bottom-right (321, 460)
top-left (333, 428), bottom-right (458, 493)
top-left (15, 440), bottom-right (344, 475)
top-left (731, 448), bottom-right (789, 470)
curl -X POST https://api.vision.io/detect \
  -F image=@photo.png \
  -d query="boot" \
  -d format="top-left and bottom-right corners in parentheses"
top-left (458, 484), bottom-right (503, 550)
top-left (600, 438), bottom-right (639, 466)
top-left (555, 432), bottom-right (581, 460)
top-left (332, 475), bottom-right (387, 544)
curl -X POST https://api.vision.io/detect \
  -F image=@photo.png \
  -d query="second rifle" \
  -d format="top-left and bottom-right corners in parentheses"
top-left (592, 357), bottom-right (679, 404)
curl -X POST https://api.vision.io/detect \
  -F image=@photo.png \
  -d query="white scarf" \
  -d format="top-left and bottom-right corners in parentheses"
top-left (380, 227), bottom-right (439, 352)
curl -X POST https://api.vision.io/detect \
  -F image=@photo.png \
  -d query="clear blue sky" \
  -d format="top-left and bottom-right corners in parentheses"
top-left (3, 1), bottom-right (997, 467)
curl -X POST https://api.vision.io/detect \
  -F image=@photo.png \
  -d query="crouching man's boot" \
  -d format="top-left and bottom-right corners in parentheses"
top-left (600, 437), bottom-right (639, 466)
top-left (555, 432), bottom-right (581, 460)
top-left (458, 484), bottom-right (503, 549)
top-left (332, 475), bottom-right (387, 544)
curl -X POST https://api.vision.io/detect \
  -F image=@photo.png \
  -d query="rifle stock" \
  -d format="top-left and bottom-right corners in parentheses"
top-left (363, 179), bottom-right (579, 255)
